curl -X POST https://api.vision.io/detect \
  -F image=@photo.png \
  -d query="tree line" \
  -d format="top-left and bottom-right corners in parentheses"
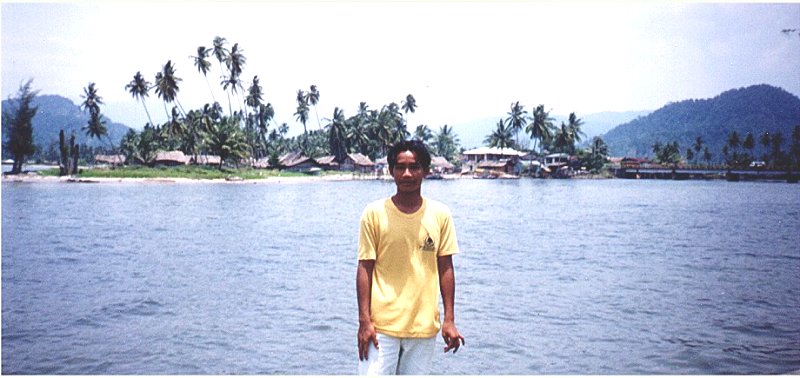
top-left (651, 127), bottom-right (800, 171)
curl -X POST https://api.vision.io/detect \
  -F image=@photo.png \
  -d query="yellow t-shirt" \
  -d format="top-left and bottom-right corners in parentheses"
top-left (358, 197), bottom-right (459, 338)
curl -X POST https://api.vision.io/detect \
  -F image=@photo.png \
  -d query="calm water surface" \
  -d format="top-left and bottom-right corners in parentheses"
top-left (2, 178), bottom-right (799, 374)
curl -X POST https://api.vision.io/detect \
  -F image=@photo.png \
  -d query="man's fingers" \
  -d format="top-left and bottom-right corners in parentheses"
top-left (443, 334), bottom-right (465, 353)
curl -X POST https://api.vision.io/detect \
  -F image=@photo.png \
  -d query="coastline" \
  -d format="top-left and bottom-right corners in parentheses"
top-left (1, 172), bottom-right (379, 185)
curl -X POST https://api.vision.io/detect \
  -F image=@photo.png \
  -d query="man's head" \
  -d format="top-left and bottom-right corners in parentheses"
top-left (387, 140), bottom-right (432, 173)
top-left (387, 140), bottom-right (431, 194)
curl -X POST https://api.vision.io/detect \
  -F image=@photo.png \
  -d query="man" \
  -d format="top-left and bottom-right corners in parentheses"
top-left (356, 140), bottom-right (465, 375)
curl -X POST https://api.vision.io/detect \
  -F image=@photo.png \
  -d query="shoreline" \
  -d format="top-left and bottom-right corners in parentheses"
top-left (1, 172), bottom-right (382, 185)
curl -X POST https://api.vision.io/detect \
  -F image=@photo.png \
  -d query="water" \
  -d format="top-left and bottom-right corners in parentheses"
top-left (2, 178), bottom-right (799, 374)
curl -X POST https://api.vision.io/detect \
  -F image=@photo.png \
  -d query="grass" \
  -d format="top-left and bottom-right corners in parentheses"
top-left (39, 165), bottom-right (320, 180)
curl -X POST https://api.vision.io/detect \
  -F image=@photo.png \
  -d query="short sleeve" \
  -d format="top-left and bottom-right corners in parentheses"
top-left (437, 207), bottom-right (459, 257)
top-left (358, 207), bottom-right (378, 260)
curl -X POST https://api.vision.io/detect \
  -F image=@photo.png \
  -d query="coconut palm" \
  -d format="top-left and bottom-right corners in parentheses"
top-left (325, 107), bottom-right (349, 163)
top-left (154, 60), bottom-right (184, 117)
top-left (566, 113), bottom-right (585, 145)
top-left (202, 116), bottom-right (249, 170)
top-left (225, 43), bottom-right (247, 114)
top-left (295, 93), bottom-right (310, 152)
top-left (125, 72), bottom-right (154, 127)
top-left (212, 36), bottom-right (230, 76)
top-left (693, 136), bottom-right (704, 164)
top-left (552, 122), bottom-right (573, 154)
top-left (485, 118), bottom-right (515, 149)
top-left (527, 104), bottom-right (555, 154)
top-left (505, 101), bottom-right (528, 147)
top-left (191, 46), bottom-right (216, 102)
top-left (760, 131), bottom-right (771, 162)
top-left (304, 85), bottom-right (322, 130)
top-left (433, 125), bottom-right (460, 162)
top-left (80, 82), bottom-right (111, 151)
top-left (402, 94), bottom-right (417, 128)
top-left (414, 124), bottom-right (434, 145)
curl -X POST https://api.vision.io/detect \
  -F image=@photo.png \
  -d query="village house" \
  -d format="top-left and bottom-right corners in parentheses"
top-left (153, 151), bottom-right (189, 166)
top-left (461, 147), bottom-right (526, 174)
top-left (340, 153), bottom-right (375, 173)
top-left (278, 152), bottom-right (322, 172)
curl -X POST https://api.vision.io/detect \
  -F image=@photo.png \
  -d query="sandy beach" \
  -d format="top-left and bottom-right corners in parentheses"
top-left (1, 172), bottom-right (380, 185)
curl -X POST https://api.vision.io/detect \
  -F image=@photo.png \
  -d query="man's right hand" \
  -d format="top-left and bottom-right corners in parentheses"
top-left (357, 320), bottom-right (379, 361)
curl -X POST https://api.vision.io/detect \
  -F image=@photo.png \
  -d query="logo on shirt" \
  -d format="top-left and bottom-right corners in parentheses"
top-left (421, 234), bottom-right (436, 252)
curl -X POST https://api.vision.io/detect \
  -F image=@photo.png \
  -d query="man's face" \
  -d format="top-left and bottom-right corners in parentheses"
top-left (392, 150), bottom-right (428, 194)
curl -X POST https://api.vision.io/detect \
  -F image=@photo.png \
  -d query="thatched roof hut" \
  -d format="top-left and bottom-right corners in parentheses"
top-left (154, 151), bottom-right (189, 166)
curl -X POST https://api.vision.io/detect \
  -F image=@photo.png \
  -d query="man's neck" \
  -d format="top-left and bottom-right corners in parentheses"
top-left (391, 192), bottom-right (423, 214)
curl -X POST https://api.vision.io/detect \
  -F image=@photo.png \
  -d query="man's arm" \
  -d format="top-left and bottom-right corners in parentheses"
top-left (356, 259), bottom-right (378, 360)
top-left (438, 254), bottom-right (465, 353)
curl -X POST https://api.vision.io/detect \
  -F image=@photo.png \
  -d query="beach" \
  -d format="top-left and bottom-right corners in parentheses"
top-left (1, 171), bottom-right (371, 185)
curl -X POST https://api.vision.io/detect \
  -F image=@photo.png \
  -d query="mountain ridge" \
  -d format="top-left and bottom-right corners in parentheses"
top-left (601, 84), bottom-right (800, 159)
top-left (2, 94), bottom-right (131, 157)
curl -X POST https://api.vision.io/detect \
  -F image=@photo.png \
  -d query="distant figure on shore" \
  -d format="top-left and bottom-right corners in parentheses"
top-left (356, 140), bottom-right (465, 375)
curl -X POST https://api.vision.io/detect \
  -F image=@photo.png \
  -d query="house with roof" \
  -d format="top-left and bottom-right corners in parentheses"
top-left (278, 152), bottom-right (322, 172)
top-left (153, 151), bottom-right (189, 166)
top-left (461, 147), bottom-right (526, 175)
top-left (430, 156), bottom-right (455, 174)
top-left (340, 153), bottom-right (375, 173)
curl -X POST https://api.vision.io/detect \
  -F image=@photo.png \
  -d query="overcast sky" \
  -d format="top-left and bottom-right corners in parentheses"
top-left (2, 1), bottom-right (799, 136)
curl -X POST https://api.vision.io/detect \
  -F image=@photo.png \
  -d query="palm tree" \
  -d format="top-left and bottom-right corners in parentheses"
top-left (485, 118), bottom-right (515, 149)
top-left (693, 136), bottom-right (704, 165)
top-left (225, 43), bottom-right (247, 115)
top-left (191, 46), bottom-right (216, 103)
top-left (505, 101), bottom-right (528, 147)
top-left (212, 36), bottom-right (230, 77)
top-left (566, 113), bottom-right (585, 145)
top-left (702, 146), bottom-right (713, 166)
top-left (552, 122), bottom-right (573, 154)
top-left (202, 116), bottom-right (249, 170)
top-left (326, 107), bottom-right (349, 163)
top-left (295, 92), bottom-right (310, 152)
top-left (743, 132), bottom-right (756, 163)
top-left (526, 104), bottom-right (554, 154)
top-left (402, 94), bottom-right (417, 128)
top-left (414, 124), bottom-right (434, 145)
top-left (433, 125), bottom-right (460, 162)
top-left (80, 82), bottom-right (111, 151)
top-left (305, 85), bottom-right (321, 130)
top-left (770, 133), bottom-right (785, 168)
top-left (588, 136), bottom-right (609, 173)
top-left (760, 131), bottom-right (771, 163)
top-left (154, 60), bottom-right (184, 117)
top-left (125, 72), bottom-right (154, 127)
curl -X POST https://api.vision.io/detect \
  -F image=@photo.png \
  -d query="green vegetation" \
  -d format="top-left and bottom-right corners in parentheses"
top-left (2, 79), bottom-right (39, 174)
top-left (603, 85), bottom-right (800, 161)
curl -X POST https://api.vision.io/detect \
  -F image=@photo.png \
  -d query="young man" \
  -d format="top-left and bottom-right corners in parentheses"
top-left (356, 140), bottom-right (465, 375)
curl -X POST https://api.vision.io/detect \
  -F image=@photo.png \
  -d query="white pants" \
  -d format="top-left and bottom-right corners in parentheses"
top-left (358, 333), bottom-right (436, 375)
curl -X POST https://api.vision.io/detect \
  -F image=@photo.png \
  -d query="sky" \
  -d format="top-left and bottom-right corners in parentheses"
top-left (2, 1), bottom-right (799, 138)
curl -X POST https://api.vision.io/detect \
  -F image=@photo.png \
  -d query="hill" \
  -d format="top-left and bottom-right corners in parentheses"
top-left (602, 84), bottom-right (800, 160)
top-left (2, 94), bottom-right (131, 158)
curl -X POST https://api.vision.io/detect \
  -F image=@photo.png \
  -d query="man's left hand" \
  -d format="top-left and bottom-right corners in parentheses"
top-left (441, 321), bottom-right (465, 353)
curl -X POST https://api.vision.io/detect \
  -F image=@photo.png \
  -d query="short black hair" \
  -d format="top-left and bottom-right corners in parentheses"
top-left (387, 139), bottom-right (432, 172)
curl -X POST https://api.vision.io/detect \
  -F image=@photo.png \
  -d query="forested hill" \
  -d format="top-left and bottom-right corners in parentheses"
top-left (602, 84), bottom-right (800, 160)
top-left (2, 94), bottom-right (130, 156)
